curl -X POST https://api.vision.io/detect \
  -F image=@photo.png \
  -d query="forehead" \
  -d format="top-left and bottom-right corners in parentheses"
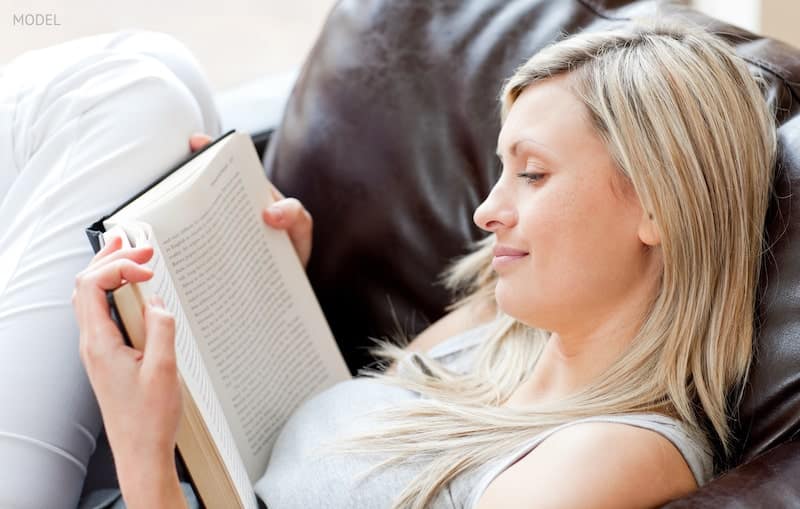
top-left (497, 76), bottom-right (594, 158)
top-left (497, 76), bottom-right (634, 199)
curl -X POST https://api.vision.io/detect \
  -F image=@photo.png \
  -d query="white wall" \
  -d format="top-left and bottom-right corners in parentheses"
top-left (692, 0), bottom-right (761, 32)
top-left (760, 0), bottom-right (800, 49)
top-left (0, 0), bottom-right (337, 92)
top-left (692, 0), bottom-right (800, 49)
top-left (3, 1), bottom-right (798, 93)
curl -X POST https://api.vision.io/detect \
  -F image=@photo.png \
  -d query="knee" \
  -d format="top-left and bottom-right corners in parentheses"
top-left (6, 32), bottom-right (218, 213)
top-left (15, 51), bottom-right (208, 202)
top-left (94, 50), bottom-right (205, 131)
top-left (69, 50), bottom-right (207, 166)
top-left (80, 54), bottom-right (218, 190)
top-left (105, 30), bottom-right (220, 135)
top-left (111, 29), bottom-right (190, 54)
top-left (110, 30), bottom-right (201, 71)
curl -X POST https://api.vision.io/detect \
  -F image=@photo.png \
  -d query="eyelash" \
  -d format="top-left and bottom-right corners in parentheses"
top-left (516, 171), bottom-right (546, 185)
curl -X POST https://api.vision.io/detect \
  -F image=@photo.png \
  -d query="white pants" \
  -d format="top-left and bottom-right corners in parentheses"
top-left (0, 31), bottom-right (221, 508)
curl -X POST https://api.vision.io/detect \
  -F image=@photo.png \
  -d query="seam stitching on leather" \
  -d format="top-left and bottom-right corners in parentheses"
top-left (572, 0), bottom-right (800, 111)
top-left (575, 0), bottom-right (630, 21)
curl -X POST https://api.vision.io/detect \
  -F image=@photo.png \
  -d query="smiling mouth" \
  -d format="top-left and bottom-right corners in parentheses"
top-left (492, 253), bottom-right (528, 270)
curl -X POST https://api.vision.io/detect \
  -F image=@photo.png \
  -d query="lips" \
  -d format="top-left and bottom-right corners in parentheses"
top-left (493, 245), bottom-right (529, 257)
top-left (491, 245), bottom-right (529, 271)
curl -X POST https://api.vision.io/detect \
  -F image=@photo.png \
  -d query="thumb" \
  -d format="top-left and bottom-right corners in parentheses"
top-left (143, 295), bottom-right (177, 372)
top-left (189, 133), bottom-right (212, 152)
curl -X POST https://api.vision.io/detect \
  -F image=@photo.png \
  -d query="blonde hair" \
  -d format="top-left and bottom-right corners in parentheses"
top-left (327, 19), bottom-right (777, 509)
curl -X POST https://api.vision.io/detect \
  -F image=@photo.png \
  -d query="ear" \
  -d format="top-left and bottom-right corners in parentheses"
top-left (638, 210), bottom-right (661, 247)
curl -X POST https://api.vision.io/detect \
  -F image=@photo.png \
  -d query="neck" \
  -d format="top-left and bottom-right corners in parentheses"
top-left (510, 316), bottom-right (642, 407)
top-left (505, 269), bottom-right (659, 408)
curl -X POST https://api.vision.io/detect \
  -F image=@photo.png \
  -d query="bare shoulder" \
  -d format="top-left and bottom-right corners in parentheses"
top-left (475, 421), bottom-right (698, 509)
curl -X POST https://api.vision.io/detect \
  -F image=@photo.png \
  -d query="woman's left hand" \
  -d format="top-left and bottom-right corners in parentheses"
top-left (190, 133), bottom-right (314, 269)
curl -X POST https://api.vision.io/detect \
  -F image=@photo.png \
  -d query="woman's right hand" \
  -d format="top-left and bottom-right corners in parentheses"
top-left (190, 133), bottom-right (314, 269)
top-left (72, 237), bottom-right (187, 508)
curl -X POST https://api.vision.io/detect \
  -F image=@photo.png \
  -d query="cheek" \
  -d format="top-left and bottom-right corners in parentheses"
top-left (518, 189), bottom-right (584, 277)
top-left (495, 185), bottom-right (642, 323)
top-left (493, 202), bottom-right (570, 318)
top-left (541, 180), bottom-right (641, 278)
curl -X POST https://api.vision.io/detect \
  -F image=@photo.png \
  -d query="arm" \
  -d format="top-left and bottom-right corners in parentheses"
top-left (475, 422), bottom-right (698, 509)
top-left (116, 456), bottom-right (188, 509)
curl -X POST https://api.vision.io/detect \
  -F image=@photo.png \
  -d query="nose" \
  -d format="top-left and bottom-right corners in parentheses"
top-left (473, 179), bottom-right (518, 232)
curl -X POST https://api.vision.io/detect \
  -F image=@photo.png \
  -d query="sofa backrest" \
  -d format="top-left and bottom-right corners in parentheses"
top-left (264, 0), bottom-right (800, 466)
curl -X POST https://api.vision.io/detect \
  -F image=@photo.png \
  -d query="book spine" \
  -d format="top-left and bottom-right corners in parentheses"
top-left (85, 219), bottom-right (106, 254)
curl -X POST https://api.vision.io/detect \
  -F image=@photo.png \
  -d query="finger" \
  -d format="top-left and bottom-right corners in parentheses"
top-left (92, 234), bottom-right (123, 264)
top-left (142, 295), bottom-right (177, 373)
top-left (88, 245), bottom-right (154, 273)
top-left (262, 198), bottom-right (311, 230)
top-left (262, 198), bottom-right (313, 265)
top-left (75, 259), bottom-right (154, 342)
top-left (75, 260), bottom-right (154, 366)
top-left (189, 133), bottom-right (212, 152)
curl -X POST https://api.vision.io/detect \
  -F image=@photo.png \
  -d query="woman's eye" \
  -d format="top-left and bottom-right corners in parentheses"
top-left (516, 172), bottom-right (546, 184)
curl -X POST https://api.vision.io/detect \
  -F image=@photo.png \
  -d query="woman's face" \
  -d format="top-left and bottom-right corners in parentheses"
top-left (473, 75), bottom-right (660, 333)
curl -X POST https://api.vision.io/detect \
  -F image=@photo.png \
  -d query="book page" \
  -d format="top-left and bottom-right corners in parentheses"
top-left (125, 133), bottom-right (351, 482)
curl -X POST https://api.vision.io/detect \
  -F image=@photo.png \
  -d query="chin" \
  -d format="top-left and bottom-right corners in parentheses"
top-left (494, 280), bottom-right (549, 329)
top-left (494, 280), bottom-right (528, 319)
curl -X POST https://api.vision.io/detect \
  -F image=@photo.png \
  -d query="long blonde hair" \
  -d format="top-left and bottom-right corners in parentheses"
top-left (329, 19), bottom-right (777, 509)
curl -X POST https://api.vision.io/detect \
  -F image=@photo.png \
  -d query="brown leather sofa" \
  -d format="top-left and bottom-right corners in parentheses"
top-left (264, 0), bottom-right (800, 506)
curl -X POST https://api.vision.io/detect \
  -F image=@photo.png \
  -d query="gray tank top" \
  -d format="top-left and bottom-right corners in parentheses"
top-left (255, 323), bottom-right (714, 508)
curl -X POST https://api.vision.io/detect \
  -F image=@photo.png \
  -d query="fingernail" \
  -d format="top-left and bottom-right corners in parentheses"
top-left (268, 205), bottom-right (283, 221)
top-left (150, 295), bottom-right (165, 308)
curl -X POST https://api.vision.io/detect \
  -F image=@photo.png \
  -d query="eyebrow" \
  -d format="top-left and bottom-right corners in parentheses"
top-left (495, 138), bottom-right (557, 163)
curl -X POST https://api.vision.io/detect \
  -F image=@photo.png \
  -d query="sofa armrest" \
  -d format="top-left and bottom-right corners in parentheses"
top-left (663, 440), bottom-right (800, 508)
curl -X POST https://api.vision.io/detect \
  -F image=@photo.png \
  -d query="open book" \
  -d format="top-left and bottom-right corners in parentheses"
top-left (86, 131), bottom-right (351, 509)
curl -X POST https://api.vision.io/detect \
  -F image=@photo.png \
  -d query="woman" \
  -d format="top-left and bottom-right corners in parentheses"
top-left (16, 18), bottom-right (777, 509)
top-left (248, 21), bottom-right (774, 508)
